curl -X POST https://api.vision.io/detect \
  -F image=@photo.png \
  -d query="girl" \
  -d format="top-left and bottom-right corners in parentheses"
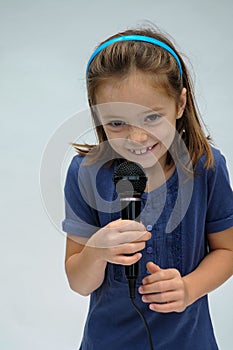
top-left (63, 27), bottom-right (233, 349)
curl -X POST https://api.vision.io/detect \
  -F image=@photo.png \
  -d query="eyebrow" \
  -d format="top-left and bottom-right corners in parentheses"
top-left (97, 105), bottom-right (165, 121)
top-left (141, 106), bottom-right (164, 114)
top-left (99, 107), bottom-right (164, 117)
top-left (100, 114), bottom-right (126, 120)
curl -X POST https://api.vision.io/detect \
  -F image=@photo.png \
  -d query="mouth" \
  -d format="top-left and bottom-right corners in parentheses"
top-left (128, 143), bottom-right (158, 155)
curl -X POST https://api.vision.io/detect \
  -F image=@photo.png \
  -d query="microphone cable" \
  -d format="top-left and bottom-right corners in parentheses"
top-left (127, 279), bottom-right (155, 350)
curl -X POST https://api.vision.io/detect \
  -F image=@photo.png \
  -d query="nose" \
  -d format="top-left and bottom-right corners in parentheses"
top-left (128, 126), bottom-right (148, 143)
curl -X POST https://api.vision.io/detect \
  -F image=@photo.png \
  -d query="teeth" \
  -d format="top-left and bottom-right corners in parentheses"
top-left (134, 148), bottom-right (146, 155)
top-left (130, 146), bottom-right (153, 155)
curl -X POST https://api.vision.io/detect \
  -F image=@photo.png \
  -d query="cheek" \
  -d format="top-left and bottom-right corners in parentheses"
top-left (151, 122), bottom-right (176, 148)
top-left (103, 127), bottom-right (128, 148)
top-left (102, 128), bottom-right (116, 144)
top-left (108, 137), bottom-right (125, 152)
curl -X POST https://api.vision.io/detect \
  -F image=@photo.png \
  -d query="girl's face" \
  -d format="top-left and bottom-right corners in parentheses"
top-left (95, 70), bottom-right (186, 172)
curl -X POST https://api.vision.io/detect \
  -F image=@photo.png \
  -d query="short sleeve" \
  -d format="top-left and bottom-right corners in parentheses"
top-left (206, 150), bottom-right (233, 233)
top-left (62, 155), bottom-right (100, 237)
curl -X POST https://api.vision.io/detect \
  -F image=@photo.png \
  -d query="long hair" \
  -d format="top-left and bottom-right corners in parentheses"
top-left (74, 26), bottom-right (214, 169)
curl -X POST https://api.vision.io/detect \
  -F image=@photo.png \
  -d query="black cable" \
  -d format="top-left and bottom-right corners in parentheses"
top-left (128, 281), bottom-right (155, 350)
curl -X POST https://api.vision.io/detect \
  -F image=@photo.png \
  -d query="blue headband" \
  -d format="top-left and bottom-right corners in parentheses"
top-left (86, 34), bottom-right (182, 77)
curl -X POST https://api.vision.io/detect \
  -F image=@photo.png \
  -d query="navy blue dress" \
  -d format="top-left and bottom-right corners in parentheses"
top-left (62, 147), bottom-right (233, 350)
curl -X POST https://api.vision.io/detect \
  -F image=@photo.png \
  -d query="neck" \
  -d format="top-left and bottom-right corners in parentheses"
top-left (145, 162), bottom-right (175, 192)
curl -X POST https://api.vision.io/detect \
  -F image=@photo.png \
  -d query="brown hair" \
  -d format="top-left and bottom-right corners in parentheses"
top-left (74, 26), bottom-right (214, 169)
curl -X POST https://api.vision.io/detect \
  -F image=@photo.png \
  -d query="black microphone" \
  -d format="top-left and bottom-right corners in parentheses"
top-left (113, 161), bottom-right (148, 299)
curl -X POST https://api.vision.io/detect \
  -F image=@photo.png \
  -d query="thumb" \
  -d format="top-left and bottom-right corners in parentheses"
top-left (146, 261), bottom-right (161, 274)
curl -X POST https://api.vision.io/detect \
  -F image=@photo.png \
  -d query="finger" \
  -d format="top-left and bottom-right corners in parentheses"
top-left (142, 268), bottom-right (180, 285)
top-left (99, 229), bottom-right (147, 247)
top-left (111, 252), bottom-right (142, 265)
top-left (134, 231), bottom-right (151, 242)
top-left (139, 279), bottom-right (175, 295)
top-left (112, 230), bottom-right (151, 245)
top-left (149, 301), bottom-right (184, 313)
top-left (146, 261), bottom-right (161, 274)
top-left (107, 219), bottom-right (145, 232)
top-left (141, 290), bottom-right (180, 304)
top-left (114, 241), bottom-right (146, 255)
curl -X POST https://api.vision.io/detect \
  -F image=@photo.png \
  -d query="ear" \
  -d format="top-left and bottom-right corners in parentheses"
top-left (176, 88), bottom-right (187, 119)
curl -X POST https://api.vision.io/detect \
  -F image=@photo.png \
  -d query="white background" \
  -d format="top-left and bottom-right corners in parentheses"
top-left (1, 0), bottom-right (233, 349)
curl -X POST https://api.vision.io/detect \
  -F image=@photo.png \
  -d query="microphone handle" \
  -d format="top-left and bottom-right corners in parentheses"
top-left (120, 197), bottom-right (141, 296)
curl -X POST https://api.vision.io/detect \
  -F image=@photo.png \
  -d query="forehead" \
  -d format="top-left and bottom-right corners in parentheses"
top-left (94, 71), bottom-right (176, 119)
top-left (95, 71), bottom-right (174, 110)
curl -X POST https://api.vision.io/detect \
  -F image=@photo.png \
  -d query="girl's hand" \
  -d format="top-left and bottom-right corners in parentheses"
top-left (138, 261), bottom-right (189, 313)
top-left (88, 219), bottom-right (151, 266)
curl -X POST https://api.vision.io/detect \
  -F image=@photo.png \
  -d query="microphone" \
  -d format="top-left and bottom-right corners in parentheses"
top-left (113, 161), bottom-right (148, 299)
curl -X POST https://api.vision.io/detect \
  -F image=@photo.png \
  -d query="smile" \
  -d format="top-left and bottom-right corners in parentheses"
top-left (129, 143), bottom-right (157, 155)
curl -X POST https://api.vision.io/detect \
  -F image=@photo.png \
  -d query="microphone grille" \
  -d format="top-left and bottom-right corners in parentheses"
top-left (113, 161), bottom-right (147, 195)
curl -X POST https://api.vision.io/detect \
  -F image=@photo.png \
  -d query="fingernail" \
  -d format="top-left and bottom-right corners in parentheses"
top-left (138, 287), bottom-right (143, 293)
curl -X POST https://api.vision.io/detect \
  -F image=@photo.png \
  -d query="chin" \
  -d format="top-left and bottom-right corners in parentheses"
top-left (126, 154), bottom-right (159, 169)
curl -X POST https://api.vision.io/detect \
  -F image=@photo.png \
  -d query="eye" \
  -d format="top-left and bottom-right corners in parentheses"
top-left (107, 120), bottom-right (126, 128)
top-left (144, 114), bottom-right (162, 124)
